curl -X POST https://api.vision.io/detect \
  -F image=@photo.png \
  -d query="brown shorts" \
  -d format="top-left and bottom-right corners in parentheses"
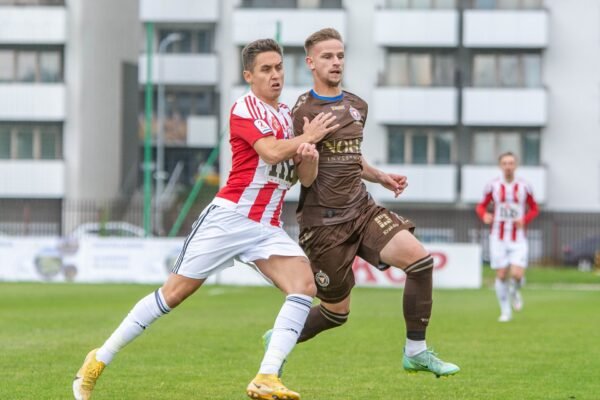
top-left (299, 202), bottom-right (415, 303)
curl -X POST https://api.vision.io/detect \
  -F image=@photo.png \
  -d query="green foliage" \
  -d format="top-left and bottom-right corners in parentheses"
top-left (1, 279), bottom-right (599, 399)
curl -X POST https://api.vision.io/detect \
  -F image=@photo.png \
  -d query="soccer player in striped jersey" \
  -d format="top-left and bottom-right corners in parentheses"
top-left (476, 152), bottom-right (539, 322)
top-left (72, 38), bottom-right (338, 400)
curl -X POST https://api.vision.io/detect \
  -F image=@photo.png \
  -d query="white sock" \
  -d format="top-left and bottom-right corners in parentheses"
top-left (405, 338), bottom-right (427, 357)
top-left (259, 294), bottom-right (312, 375)
top-left (96, 288), bottom-right (171, 365)
top-left (495, 278), bottom-right (511, 317)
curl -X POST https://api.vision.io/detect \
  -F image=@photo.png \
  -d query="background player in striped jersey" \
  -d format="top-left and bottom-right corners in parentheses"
top-left (263, 28), bottom-right (459, 379)
top-left (476, 152), bottom-right (539, 322)
top-left (73, 38), bottom-right (338, 400)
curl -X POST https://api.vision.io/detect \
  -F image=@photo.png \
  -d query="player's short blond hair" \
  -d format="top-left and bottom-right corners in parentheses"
top-left (304, 28), bottom-right (343, 55)
top-left (498, 152), bottom-right (518, 163)
top-left (241, 38), bottom-right (282, 72)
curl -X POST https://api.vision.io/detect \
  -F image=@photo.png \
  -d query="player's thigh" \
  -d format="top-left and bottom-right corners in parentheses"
top-left (380, 230), bottom-right (428, 269)
top-left (255, 255), bottom-right (315, 296)
top-left (173, 205), bottom-right (257, 280)
top-left (508, 241), bottom-right (528, 271)
top-left (489, 237), bottom-right (509, 270)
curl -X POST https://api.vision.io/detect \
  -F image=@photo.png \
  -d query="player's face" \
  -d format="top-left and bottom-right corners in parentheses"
top-left (243, 51), bottom-right (284, 105)
top-left (499, 155), bottom-right (517, 179)
top-left (306, 39), bottom-right (344, 88)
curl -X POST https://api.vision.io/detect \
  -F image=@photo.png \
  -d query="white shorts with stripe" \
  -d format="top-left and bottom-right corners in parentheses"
top-left (171, 203), bottom-right (307, 279)
top-left (489, 236), bottom-right (529, 269)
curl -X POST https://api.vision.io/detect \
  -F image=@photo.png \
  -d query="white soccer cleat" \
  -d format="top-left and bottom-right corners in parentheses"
top-left (498, 313), bottom-right (512, 323)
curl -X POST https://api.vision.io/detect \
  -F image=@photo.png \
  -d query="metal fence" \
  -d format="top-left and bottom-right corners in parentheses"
top-left (1, 197), bottom-right (599, 266)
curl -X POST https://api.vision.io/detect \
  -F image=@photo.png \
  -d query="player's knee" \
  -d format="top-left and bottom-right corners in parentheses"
top-left (302, 279), bottom-right (317, 297)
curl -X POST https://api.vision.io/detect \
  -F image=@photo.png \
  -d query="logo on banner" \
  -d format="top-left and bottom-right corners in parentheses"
top-left (254, 119), bottom-right (272, 134)
top-left (315, 270), bottom-right (330, 287)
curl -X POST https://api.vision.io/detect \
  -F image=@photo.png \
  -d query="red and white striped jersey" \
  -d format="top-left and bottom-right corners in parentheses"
top-left (476, 177), bottom-right (539, 242)
top-left (214, 91), bottom-right (295, 227)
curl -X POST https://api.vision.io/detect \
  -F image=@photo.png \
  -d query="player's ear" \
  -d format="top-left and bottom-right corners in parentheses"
top-left (242, 69), bottom-right (252, 84)
top-left (305, 55), bottom-right (315, 71)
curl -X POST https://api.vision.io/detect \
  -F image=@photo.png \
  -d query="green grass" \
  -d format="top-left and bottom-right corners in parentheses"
top-left (1, 278), bottom-right (599, 399)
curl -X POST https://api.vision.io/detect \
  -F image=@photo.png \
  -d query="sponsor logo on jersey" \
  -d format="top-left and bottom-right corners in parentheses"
top-left (270, 116), bottom-right (281, 133)
top-left (254, 119), bottom-right (272, 134)
top-left (331, 105), bottom-right (345, 111)
top-left (349, 106), bottom-right (361, 121)
top-left (323, 138), bottom-right (362, 154)
top-left (315, 270), bottom-right (330, 288)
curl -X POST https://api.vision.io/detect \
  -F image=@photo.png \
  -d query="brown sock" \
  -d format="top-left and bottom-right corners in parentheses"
top-left (403, 255), bottom-right (434, 341)
top-left (297, 304), bottom-right (349, 343)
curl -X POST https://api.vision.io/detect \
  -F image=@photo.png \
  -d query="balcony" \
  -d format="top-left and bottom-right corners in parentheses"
top-left (187, 116), bottom-right (218, 147)
top-left (138, 54), bottom-right (218, 86)
top-left (0, 160), bottom-right (65, 198)
top-left (232, 9), bottom-right (345, 46)
top-left (373, 87), bottom-right (458, 126)
top-left (140, 0), bottom-right (219, 23)
top-left (375, 10), bottom-right (458, 48)
top-left (0, 6), bottom-right (66, 44)
top-left (366, 165), bottom-right (457, 203)
top-left (0, 84), bottom-right (65, 121)
top-left (461, 165), bottom-right (546, 203)
top-left (464, 10), bottom-right (548, 48)
top-left (462, 88), bottom-right (547, 126)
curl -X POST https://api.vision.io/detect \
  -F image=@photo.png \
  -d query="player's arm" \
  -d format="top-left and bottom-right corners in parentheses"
top-left (253, 113), bottom-right (338, 165)
top-left (517, 188), bottom-right (539, 228)
top-left (360, 156), bottom-right (407, 198)
top-left (294, 143), bottom-right (319, 187)
top-left (476, 188), bottom-right (494, 224)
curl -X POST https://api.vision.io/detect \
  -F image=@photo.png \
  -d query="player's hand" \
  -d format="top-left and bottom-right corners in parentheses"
top-left (514, 218), bottom-right (524, 228)
top-left (302, 112), bottom-right (339, 143)
top-left (380, 173), bottom-right (408, 198)
top-left (483, 213), bottom-right (493, 224)
top-left (296, 143), bottom-right (319, 163)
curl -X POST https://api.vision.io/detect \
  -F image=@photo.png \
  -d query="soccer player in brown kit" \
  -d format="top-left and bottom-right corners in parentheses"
top-left (263, 28), bottom-right (460, 378)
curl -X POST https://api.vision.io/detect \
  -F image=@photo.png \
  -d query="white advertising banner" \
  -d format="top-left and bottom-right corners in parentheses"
top-left (0, 238), bottom-right (481, 289)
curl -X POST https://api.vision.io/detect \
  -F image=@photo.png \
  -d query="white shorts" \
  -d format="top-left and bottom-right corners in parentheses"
top-left (489, 236), bottom-right (528, 269)
top-left (171, 203), bottom-right (307, 279)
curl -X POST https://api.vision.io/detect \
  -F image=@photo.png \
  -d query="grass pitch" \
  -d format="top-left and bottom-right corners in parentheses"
top-left (1, 269), bottom-right (599, 399)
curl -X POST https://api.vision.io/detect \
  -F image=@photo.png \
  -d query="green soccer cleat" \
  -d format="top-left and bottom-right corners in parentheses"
top-left (262, 329), bottom-right (286, 378)
top-left (403, 348), bottom-right (460, 378)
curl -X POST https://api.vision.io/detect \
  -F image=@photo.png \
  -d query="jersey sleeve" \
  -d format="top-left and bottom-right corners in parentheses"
top-left (230, 103), bottom-right (274, 146)
top-left (475, 183), bottom-right (494, 220)
top-left (291, 95), bottom-right (310, 137)
top-left (523, 183), bottom-right (540, 224)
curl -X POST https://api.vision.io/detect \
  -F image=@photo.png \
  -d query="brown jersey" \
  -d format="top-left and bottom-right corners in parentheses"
top-left (292, 89), bottom-right (370, 227)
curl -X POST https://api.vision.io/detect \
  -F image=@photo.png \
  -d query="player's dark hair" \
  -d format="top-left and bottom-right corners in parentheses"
top-left (241, 38), bottom-right (282, 72)
top-left (498, 152), bottom-right (518, 163)
top-left (304, 28), bottom-right (343, 54)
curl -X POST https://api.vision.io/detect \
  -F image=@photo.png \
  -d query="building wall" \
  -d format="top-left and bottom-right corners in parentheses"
top-left (64, 0), bottom-right (140, 201)
top-left (542, 0), bottom-right (600, 211)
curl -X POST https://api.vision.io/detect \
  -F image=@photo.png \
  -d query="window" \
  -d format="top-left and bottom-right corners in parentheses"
top-left (388, 127), bottom-right (455, 164)
top-left (0, 125), bottom-right (62, 160)
top-left (388, 0), bottom-right (456, 8)
top-left (0, 50), bottom-right (14, 82)
top-left (472, 130), bottom-right (540, 165)
top-left (470, 0), bottom-right (543, 9)
top-left (283, 50), bottom-right (312, 87)
top-left (0, 48), bottom-right (63, 83)
top-left (158, 29), bottom-right (214, 54)
top-left (386, 52), bottom-right (455, 86)
top-left (472, 53), bottom-right (542, 87)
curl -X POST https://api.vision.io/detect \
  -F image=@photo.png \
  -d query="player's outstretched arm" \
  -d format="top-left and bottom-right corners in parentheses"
top-left (360, 156), bottom-right (408, 198)
top-left (294, 143), bottom-right (319, 187)
top-left (253, 113), bottom-right (338, 165)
